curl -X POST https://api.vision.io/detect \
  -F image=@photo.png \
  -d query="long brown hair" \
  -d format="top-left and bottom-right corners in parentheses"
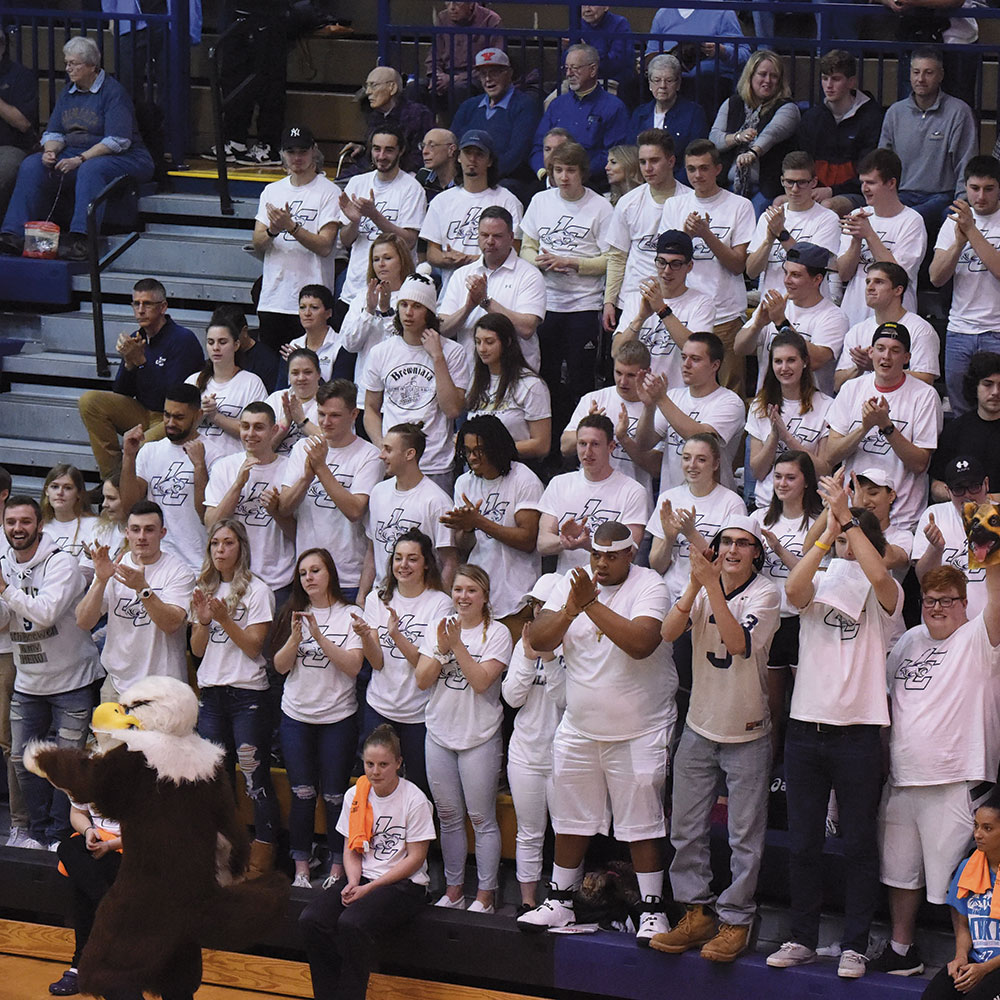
top-left (752, 331), bottom-right (817, 418)
top-left (379, 529), bottom-right (445, 603)
top-left (466, 313), bottom-right (534, 412)
top-left (270, 547), bottom-right (347, 654)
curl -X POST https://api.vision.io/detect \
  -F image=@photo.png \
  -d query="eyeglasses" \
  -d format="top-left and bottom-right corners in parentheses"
top-left (565, 62), bottom-right (596, 74)
top-left (719, 536), bottom-right (757, 550)
top-left (131, 299), bottom-right (165, 309)
top-left (364, 81), bottom-right (390, 91)
top-left (781, 177), bottom-right (813, 187)
top-left (64, 60), bottom-right (88, 68)
top-left (949, 482), bottom-right (984, 496)
top-left (654, 257), bottom-right (687, 270)
top-left (921, 596), bottom-right (962, 608)
top-left (649, 76), bottom-right (679, 87)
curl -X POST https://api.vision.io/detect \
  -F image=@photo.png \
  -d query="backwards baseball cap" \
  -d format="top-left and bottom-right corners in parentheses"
top-left (655, 229), bottom-right (694, 261)
top-left (475, 47), bottom-right (510, 68)
top-left (856, 467), bottom-right (895, 490)
top-left (280, 125), bottom-right (315, 150)
top-left (872, 320), bottom-right (910, 353)
top-left (520, 572), bottom-right (563, 608)
top-left (943, 455), bottom-right (988, 491)
top-left (713, 515), bottom-right (765, 546)
top-left (785, 241), bottom-right (833, 271)
top-left (459, 129), bottom-right (496, 155)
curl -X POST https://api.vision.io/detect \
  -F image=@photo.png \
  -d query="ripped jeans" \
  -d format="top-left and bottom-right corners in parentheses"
top-left (10, 683), bottom-right (96, 844)
top-left (280, 712), bottom-right (357, 864)
top-left (197, 685), bottom-right (279, 844)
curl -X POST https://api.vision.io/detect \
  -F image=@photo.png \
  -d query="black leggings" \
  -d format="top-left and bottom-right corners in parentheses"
top-left (922, 963), bottom-right (1000, 1000)
top-left (56, 833), bottom-right (121, 967)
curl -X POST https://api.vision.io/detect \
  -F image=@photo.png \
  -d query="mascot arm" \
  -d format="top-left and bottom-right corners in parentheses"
top-left (26, 742), bottom-right (139, 817)
top-left (211, 773), bottom-right (250, 875)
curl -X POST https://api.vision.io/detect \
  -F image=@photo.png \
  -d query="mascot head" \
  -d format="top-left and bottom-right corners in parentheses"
top-left (94, 676), bottom-right (200, 739)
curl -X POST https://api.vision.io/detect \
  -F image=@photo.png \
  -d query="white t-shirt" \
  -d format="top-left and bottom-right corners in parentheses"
top-left (536, 468), bottom-right (651, 573)
top-left (748, 201), bottom-right (841, 298)
top-left (195, 576), bottom-right (275, 690)
top-left (98, 550), bottom-right (195, 691)
top-left (184, 370), bottom-right (268, 465)
top-left (134, 437), bottom-right (209, 574)
top-left (338, 169), bottom-right (427, 304)
top-left (367, 476), bottom-right (455, 589)
top-left (280, 602), bottom-right (363, 724)
top-left (836, 311), bottom-right (941, 379)
top-left (653, 384), bottom-right (746, 492)
top-left (361, 336), bottom-right (472, 475)
top-left (744, 393), bottom-right (834, 508)
top-left (838, 206), bottom-right (927, 326)
top-left (749, 508), bottom-right (817, 617)
top-left (204, 453), bottom-right (295, 590)
top-left (281, 435), bottom-right (383, 588)
top-left (255, 172), bottom-right (341, 314)
top-left (339, 289), bottom-right (398, 387)
top-left (520, 186), bottom-right (614, 312)
top-left (438, 250), bottom-right (547, 370)
top-left (363, 587), bottom-right (455, 724)
top-left (284, 329), bottom-right (344, 383)
top-left (335, 778), bottom-right (435, 884)
top-left (420, 617), bottom-right (513, 751)
top-left (543, 565), bottom-right (675, 740)
top-left (912, 501), bottom-right (988, 620)
top-left (936, 210), bottom-right (1000, 335)
top-left (419, 184), bottom-right (524, 297)
top-left (503, 642), bottom-right (566, 771)
top-left (688, 573), bottom-right (781, 743)
top-left (826, 372), bottom-right (943, 530)
top-left (452, 462), bottom-right (544, 617)
top-left (661, 188), bottom-right (756, 324)
top-left (885, 523), bottom-right (915, 585)
top-left (466, 371), bottom-right (551, 445)
top-left (42, 517), bottom-right (101, 584)
top-left (264, 391), bottom-right (318, 456)
top-left (887, 614), bottom-right (1000, 786)
top-left (647, 482), bottom-right (747, 602)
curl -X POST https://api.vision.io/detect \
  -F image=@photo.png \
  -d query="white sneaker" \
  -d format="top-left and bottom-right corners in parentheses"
top-left (204, 140), bottom-right (247, 162)
top-left (838, 949), bottom-right (868, 979)
top-left (48, 841), bottom-right (60, 852)
top-left (20, 836), bottom-right (48, 851)
top-left (467, 900), bottom-right (494, 914)
top-left (292, 873), bottom-right (312, 889)
top-left (766, 941), bottom-right (818, 968)
top-left (237, 142), bottom-right (281, 166)
top-left (517, 892), bottom-right (576, 933)
top-left (434, 893), bottom-right (467, 909)
top-left (636, 905), bottom-right (669, 947)
top-left (5, 827), bottom-right (28, 847)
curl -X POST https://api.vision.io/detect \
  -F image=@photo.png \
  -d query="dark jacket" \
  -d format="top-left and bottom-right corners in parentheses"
top-left (719, 96), bottom-right (797, 200)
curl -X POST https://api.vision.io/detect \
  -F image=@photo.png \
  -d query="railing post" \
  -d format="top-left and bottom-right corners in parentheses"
top-left (169, 0), bottom-right (191, 168)
top-left (208, 28), bottom-right (236, 217)
top-left (377, 0), bottom-right (390, 65)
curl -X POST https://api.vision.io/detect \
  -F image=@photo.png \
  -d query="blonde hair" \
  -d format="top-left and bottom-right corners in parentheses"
top-left (196, 518), bottom-right (254, 612)
top-left (454, 563), bottom-right (493, 642)
top-left (607, 144), bottom-right (641, 205)
top-left (737, 50), bottom-right (790, 110)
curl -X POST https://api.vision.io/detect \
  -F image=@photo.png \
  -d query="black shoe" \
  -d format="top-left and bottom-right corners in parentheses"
top-left (58, 233), bottom-right (89, 261)
top-left (868, 942), bottom-right (924, 976)
top-left (0, 232), bottom-right (23, 256)
top-left (49, 969), bottom-right (79, 996)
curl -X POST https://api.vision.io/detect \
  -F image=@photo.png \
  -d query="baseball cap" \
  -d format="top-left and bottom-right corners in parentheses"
top-left (475, 47), bottom-right (510, 68)
top-left (459, 129), bottom-right (496, 155)
top-left (714, 515), bottom-right (764, 546)
top-left (856, 468), bottom-right (895, 490)
top-left (785, 241), bottom-right (833, 271)
top-left (655, 229), bottom-right (694, 261)
top-left (520, 572), bottom-right (563, 608)
top-left (280, 125), bottom-right (315, 150)
top-left (943, 455), bottom-right (987, 491)
top-left (872, 320), bottom-right (911, 353)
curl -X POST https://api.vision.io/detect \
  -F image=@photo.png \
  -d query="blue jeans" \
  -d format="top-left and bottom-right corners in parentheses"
top-left (280, 712), bottom-right (357, 863)
top-left (361, 702), bottom-right (429, 797)
top-left (2, 148), bottom-right (154, 237)
top-left (945, 330), bottom-right (1000, 418)
top-left (784, 720), bottom-right (883, 953)
top-left (197, 685), bottom-right (279, 844)
top-left (897, 189), bottom-right (952, 242)
top-left (10, 684), bottom-right (96, 843)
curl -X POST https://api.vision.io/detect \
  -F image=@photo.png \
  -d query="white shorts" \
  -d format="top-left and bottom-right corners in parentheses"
top-left (878, 781), bottom-right (985, 903)
top-left (550, 720), bottom-right (671, 842)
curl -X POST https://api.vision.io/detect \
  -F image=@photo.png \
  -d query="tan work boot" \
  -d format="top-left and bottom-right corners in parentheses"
top-left (247, 839), bottom-right (276, 879)
top-left (649, 904), bottom-right (716, 954)
top-left (700, 922), bottom-right (751, 962)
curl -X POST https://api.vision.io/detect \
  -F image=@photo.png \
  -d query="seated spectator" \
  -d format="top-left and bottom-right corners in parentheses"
top-left (267, 347), bottom-right (322, 456)
top-left (251, 126), bottom-right (341, 353)
top-left (0, 25), bottom-right (38, 219)
top-left (930, 156), bottom-right (1000, 416)
top-left (879, 47), bottom-right (977, 233)
top-left (605, 144), bottom-right (641, 205)
top-left (420, 129), bottom-right (524, 298)
top-left (422, 1), bottom-right (503, 110)
top-left (212, 304), bottom-right (280, 395)
top-left (835, 148), bottom-right (927, 327)
top-left (351, 67), bottom-right (433, 176)
top-left (450, 48), bottom-right (542, 193)
top-left (0, 35), bottom-right (153, 261)
top-left (415, 128), bottom-right (458, 201)
top-left (465, 314), bottom-right (552, 460)
top-left (568, 5), bottom-right (635, 92)
top-left (929, 352), bottom-right (1000, 502)
top-left (796, 50), bottom-right (883, 217)
top-left (848, 469), bottom-right (914, 583)
top-left (835, 261), bottom-right (940, 391)
top-left (529, 44), bottom-right (629, 187)
top-left (279, 284), bottom-right (350, 384)
top-left (628, 54), bottom-right (707, 184)
top-left (710, 50), bottom-right (800, 216)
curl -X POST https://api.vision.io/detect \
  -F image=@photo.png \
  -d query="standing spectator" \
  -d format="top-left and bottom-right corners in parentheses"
top-left (213, 304), bottom-right (280, 395)
top-left (280, 285), bottom-right (349, 384)
top-left (605, 144), bottom-right (641, 205)
top-left (39, 465), bottom-right (100, 582)
top-left (416, 565), bottom-right (513, 913)
top-left (77, 277), bottom-right (203, 481)
top-left (351, 67), bottom-right (433, 177)
top-left (415, 128), bottom-right (458, 201)
top-left (0, 497), bottom-right (102, 850)
top-left (267, 348), bottom-right (322, 456)
top-left (628, 55), bottom-right (707, 183)
top-left (420, 130), bottom-right (524, 298)
top-left (0, 36), bottom-right (153, 261)
top-left (521, 141), bottom-right (614, 441)
top-left (450, 49), bottom-right (542, 192)
top-left (74, 500), bottom-right (194, 696)
top-left (423, 1), bottom-right (503, 109)
top-left (661, 139), bottom-right (756, 394)
top-left (879, 48), bottom-right (978, 233)
top-left (930, 156), bottom-right (1000, 416)
top-left (251, 126), bottom-right (341, 354)
top-left (0, 25), bottom-right (38, 218)
top-left (835, 148), bottom-right (928, 327)
top-left (710, 51), bottom-right (800, 216)
top-left (439, 206), bottom-right (547, 372)
top-left (795, 50), bottom-right (884, 217)
top-left (529, 44), bottom-right (629, 185)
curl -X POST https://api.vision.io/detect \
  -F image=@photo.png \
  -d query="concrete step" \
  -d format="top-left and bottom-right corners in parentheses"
top-left (98, 231), bottom-right (261, 281)
top-left (72, 271), bottom-right (254, 305)
top-left (2, 349), bottom-right (116, 384)
top-left (0, 436), bottom-right (98, 474)
top-left (0, 388), bottom-right (91, 445)
top-left (139, 191), bottom-right (261, 221)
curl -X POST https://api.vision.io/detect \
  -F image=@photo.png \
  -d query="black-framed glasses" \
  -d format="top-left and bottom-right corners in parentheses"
top-left (719, 536), bottom-right (757, 550)
top-left (781, 177), bottom-right (813, 188)
top-left (921, 596), bottom-right (961, 608)
top-left (654, 257), bottom-right (686, 271)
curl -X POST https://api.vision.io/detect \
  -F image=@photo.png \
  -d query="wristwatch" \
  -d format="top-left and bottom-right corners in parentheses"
top-left (845, 516), bottom-right (862, 532)
top-left (138, 587), bottom-right (153, 600)
top-left (777, 229), bottom-right (791, 243)
top-left (657, 305), bottom-right (673, 320)
top-left (883, 423), bottom-right (896, 437)
top-left (481, 296), bottom-right (492, 311)
top-left (778, 321), bottom-right (796, 335)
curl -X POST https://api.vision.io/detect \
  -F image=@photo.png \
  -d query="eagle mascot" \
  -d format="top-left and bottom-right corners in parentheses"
top-left (25, 675), bottom-right (288, 1000)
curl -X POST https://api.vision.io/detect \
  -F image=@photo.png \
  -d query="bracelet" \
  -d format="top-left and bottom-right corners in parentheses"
top-left (580, 597), bottom-right (598, 612)
top-left (675, 604), bottom-right (692, 616)
top-left (266, 227), bottom-right (279, 238)
top-left (290, 221), bottom-right (301, 236)
top-left (814, 540), bottom-right (831, 552)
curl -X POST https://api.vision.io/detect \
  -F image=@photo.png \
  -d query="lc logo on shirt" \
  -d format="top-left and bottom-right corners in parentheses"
top-left (823, 608), bottom-right (860, 640)
top-left (959, 235), bottom-right (1000, 272)
top-left (308, 464), bottom-right (355, 508)
top-left (209, 603), bottom-right (248, 643)
top-left (858, 229), bottom-right (894, 267)
top-left (359, 201), bottom-right (398, 239)
top-left (940, 545), bottom-right (986, 581)
top-left (560, 498), bottom-right (624, 532)
top-left (279, 200), bottom-right (318, 241)
top-left (200, 400), bottom-right (241, 437)
top-left (378, 614), bottom-right (425, 659)
top-left (764, 533), bottom-right (802, 578)
top-left (693, 226), bottom-right (731, 260)
top-left (374, 507), bottom-right (422, 553)
top-left (479, 491), bottom-right (509, 525)
top-left (442, 647), bottom-right (484, 690)
top-left (784, 416), bottom-right (822, 445)
top-left (299, 626), bottom-right (348, 667)
top-left (50, 535), bottom-right (88, 557)
top-left (149, 462), bottom-right (194, 506)
top-left (893, 645), bottom-right (948, 691)
top-left (446, 208), bottom-right (486, 248)
top-left (768, 226), bottom-right (805, 264)
top-left (538, 215), bottom-right (592, 251)
top-left (371, 814), bottom-right (406, 860)
top-left (235, 481), bottom-right (275, 526)
top-left (849, 417), bottom-right (910, 456)
top-left (113, 595), bottom-right (150, 626)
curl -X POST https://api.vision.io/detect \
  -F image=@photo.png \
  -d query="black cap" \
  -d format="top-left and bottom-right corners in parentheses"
top-left (785, 241), bottom-right (833, 271)
top-left (655, 229), bottom-right (694, 261)
top-left (280, 125), bottom-right (315, 150)
top-left (944, 455), bottom-right (988, 491)
top-left (872, 320), bottom-right (911, 353)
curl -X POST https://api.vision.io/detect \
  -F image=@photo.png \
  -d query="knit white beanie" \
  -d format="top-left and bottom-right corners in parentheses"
top-left (398, 263), bottom-right (438, 313)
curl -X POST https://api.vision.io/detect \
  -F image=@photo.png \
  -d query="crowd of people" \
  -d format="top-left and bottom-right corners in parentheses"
top-left (4, 10), bottom-right (1000, 1000)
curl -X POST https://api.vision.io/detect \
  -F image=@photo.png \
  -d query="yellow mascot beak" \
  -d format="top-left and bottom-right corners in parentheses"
top-left (92, 701), bottom-right (143, 732)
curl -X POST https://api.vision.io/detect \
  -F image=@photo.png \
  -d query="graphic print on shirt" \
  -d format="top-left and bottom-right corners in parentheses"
top-left (278, 201), bottom-right (318, 242)
top-left (845, 416), bottom-right (910, 456)
top-left (200, 396), bottom-right (242, 437)
top-left (958, 234), bottom-right (1000, 271)
top-left (538, 215), bottom-right (592, 251)
top-left (446, 208), bottom-right (486, 249)
top-left (299, 624), bottom-right (348, 667)
top-left (384, 361), bottom-right (435, 411)
top-left (307, 464), bottom-right (353, 508)
top-left (371, 813), bottom-right (406, 860)
top-left (936, 544), bottom-right (987, 582)
top-left (48, 534), bottom-right (88, 557)
top-left (693, 225), bottom-right (731, 260)
top-left (892, 644), bottom-right (948, 691)
top-left (374, 507), bottom-right (421, 554)
top-left (641, 323), bottom-right (679, 358)
top-left (668, 412), bottom-right (700, 455)
top-left (441, 640), bottom-right (483, 690)
top-left (208, 603), bottom-right (248, 643)
top-left (766, 224), bottom-right (807, 265)
top-left (378, 613), bottom-right (425, 659)
top-left (359, 202), bottom-right (398, 239)
top-left (858, 226), bottom-right (895, 268)
top-left (113, 593), bottom-right (150, 627)
top-left (784, 416), bottom-right (823, 446)
top-left (479, 491), bottom-right (510, 525)
top-left (823, 607), bottom-right (860, 639)
top-left (763, 531), bottom-right (802, 579)
top-left (673, 513), bottom-right (725, 559)
top-left (149, 462), bottom-right (193, 506)
top-left (559, 497), bottom-right (624, 533)
top-left (235, 481), bottom-right (275, 526)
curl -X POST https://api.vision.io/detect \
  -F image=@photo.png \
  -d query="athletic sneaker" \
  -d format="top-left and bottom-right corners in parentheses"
top-left (292, 873), bottom-right (312, 889)
top-left (5, 827), bottom-right (30, 847)
top-left (868, 942), bottom-right (924, 976)
top-left (237, 142), bottom-right (281, 166)
top-left (467, 900), bottom-right (495, 914)
top-left (635, 897), bottom-right (669, 947)
top-left (838, 949), bottom-right (868, 978)
top-left (204, 140), bottom-right (247, 163)
top-left (20, 836), bottom-right (49, 850)
top-left (766, 941), bottom-right (818, 967)
top-left (517, 888), bottom-right (576, 933)
top-left (434, 893), bottom-right (467, 909)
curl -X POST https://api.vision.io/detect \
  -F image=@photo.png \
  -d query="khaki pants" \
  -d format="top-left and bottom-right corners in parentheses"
top-left (0, 651), bottom-right (27, 829)
top-left (77, 390), bottom-right (166, 479)
top-left (714, 317), bottom-right (748, 399)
